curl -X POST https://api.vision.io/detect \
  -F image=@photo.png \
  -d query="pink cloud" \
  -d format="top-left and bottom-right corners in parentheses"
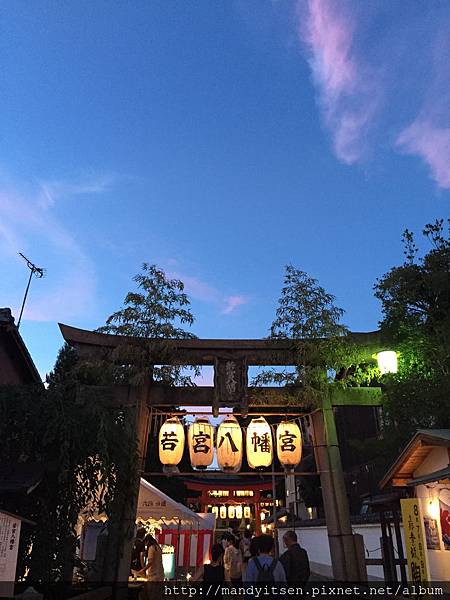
top-left (299, 0), bottom-right (381, 164)
top-left (396, 120), bottom-right (450, 189)
top-left (167, 269), bottom-right (249, 315)
top-left (167, 271), bottom-right (219, 303)
top-left (222, 295), bottom-right (248, 315)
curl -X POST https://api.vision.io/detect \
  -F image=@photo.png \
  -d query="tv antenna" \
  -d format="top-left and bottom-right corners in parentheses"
top-left (17, 253), bottom-right (46, 329)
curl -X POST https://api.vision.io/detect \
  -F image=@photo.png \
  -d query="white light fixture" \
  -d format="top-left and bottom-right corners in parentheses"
top-left (376, 350), bottom-right (398, 374)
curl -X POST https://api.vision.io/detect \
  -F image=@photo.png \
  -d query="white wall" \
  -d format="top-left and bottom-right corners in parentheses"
top-left (278, 523), bottom-right (405, 581)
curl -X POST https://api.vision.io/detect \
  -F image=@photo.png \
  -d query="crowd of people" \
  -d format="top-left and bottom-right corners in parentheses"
top-left (193, 529), bottom-right (310, 585)
top-left (130, 527), bottom-right (310, 585)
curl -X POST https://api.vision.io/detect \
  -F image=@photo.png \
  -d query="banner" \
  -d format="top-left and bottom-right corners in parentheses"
top-left (400, 498), bottom-right (429, 583)
top-left (439, 489), bottom-right (450, 551)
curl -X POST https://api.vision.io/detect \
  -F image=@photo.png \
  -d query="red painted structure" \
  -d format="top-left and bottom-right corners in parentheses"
top-left (185, 478), bottom-right (275, 535)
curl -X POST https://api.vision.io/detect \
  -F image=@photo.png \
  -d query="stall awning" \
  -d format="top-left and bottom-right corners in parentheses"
top-left (137, 478), bottom-right (202, 526)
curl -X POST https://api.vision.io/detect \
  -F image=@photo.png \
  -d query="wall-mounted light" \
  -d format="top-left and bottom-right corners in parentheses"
top-left (376, 350), bottom-right (398, 374)
top-left (428, 498), bottom-right (440, 521)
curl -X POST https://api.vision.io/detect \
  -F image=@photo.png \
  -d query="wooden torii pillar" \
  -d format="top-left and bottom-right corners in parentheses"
top-left (60, 324), bottom-right (384, 584)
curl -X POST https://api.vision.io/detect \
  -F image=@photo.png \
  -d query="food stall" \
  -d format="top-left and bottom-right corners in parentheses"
top-left (79, 478), bottom-right (215, 580)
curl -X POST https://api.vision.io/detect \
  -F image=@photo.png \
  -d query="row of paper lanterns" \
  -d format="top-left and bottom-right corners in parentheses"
top-left (159, 415), bottom-right (302, 472)
top-left (211, 505), bottom-right (252, 520)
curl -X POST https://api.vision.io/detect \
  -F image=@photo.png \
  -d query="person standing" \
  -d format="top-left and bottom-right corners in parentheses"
top-left (239, 530), bottom-right (252, 575)
top-left (143, 533), bottom-right (165, 582)
top-left (130, 527), bottom-right (147, 577)
top-left (192, 543), bottom-right (225, 583)
top-left (279, 530), bottom-right (310, 584)
top-left (223, 534), bottom-right (243, 584)
top-left (244, 534), bottom-right (286, 583)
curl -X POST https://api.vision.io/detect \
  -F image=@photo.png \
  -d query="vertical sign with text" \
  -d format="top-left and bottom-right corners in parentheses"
top-left (400, 498), bottom-right (430, 583)
top-left (0, 511), bottom-right (21, 598)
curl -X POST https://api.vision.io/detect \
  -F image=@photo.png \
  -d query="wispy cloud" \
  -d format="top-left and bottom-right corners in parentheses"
top-left (38, 174), bottom-right (115, 209)
top-left (296, 1), bottom-right (450, 188)
top-left (397, 120), bottom-right (450, 189)
top-left (167, 269), bottom-right (249, 315)
top-left (0, 173), bottom-right (109, 322)
top-left (396, 32), bottom-right (450, 189)
top-left (299, 0), bottom-right (381, 164)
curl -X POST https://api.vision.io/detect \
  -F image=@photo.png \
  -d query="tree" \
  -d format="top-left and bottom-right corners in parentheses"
top-left (97, 263), bottom-right (199, 386)
top-left (253, 265), bottom-right (352, 396)
top-left (270, 265), bottom-right (348, 340)
top-left (0, 347), bottom-right (137, 583)
top-left (374, 218), bottom-right (450, 449)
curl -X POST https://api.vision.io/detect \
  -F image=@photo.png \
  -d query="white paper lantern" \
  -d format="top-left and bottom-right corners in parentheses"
top-left (244, 506), bottom-right (251, 519)
top-left (159, 417), bottom-right (184, 470)
top-left (276, 421), bottom-right (302, 468)
top-left (220, 506), bottom-right (227, 519)
top-left (228, 506), bottom-right (235, 519)
top-left (212, 506), bottom-right (219, 518)
top-left (235, 505), bottom-right (243, 520)
top-left (246, 417), bottom-right (273, 468)
top-left (188, 418), bottom-right (214, 469)
top-left (217, 416), bottom-right (243, 473)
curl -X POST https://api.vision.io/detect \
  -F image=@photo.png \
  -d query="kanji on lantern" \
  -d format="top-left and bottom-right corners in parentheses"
top-left (188, 418), bottom-right (214, 469)
top-left (246, 417), bottom-right (273, 468)
top-left (159, 416), bottom-right (184, 470)
top-left (251, 431), bottom-right (271, 453)
top-left (160, 431), bottom-right (180, 452)
top-left (217, 416), bottom-right (243, 473)
top-left (276, 421), bottom-right (302, 468)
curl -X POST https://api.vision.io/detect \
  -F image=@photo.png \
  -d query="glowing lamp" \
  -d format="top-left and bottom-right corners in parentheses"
top-left (276, 421), bottom-right (302, 469)
top-left (188, 418), bottom-right (214, 469)
top-left (246, 417), bottom-right (273, 468)
top-left (217, 416), bottom-right (243, 473)
top-left (428, 498), bottom-right (440, 521)
top-left (219, 505), bottom-right (227, 519)
top-left (212, 506), bottom-right (219, 518)
top-left (244, 506), bottom-right (251, 519)
top-left (235, 505), bottom-right (243, 520)
top-left (228, 506), bottom-right (235, 519)
top-left (377, 351), bottom-right (398, 374)
top-left (159, 416), bottom-right (184, 472)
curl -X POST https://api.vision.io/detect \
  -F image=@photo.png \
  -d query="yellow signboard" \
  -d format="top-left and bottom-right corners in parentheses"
top-left (400, 498), bottom-right (429, 583)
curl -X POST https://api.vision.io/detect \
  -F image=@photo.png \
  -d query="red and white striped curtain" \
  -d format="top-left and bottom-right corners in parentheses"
top-left (157, 529), bottom-right (213, 567)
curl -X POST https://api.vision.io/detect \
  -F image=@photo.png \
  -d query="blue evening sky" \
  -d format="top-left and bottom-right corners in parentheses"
top-left (1, 1), bottom-right (449, 380)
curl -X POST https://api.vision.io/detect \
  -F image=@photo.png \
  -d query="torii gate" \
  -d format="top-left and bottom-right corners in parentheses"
top-left (60, 323), bottom-right (384, 584)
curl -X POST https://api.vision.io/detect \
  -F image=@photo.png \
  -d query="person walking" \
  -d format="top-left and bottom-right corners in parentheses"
top-left (223, 534), bottom-right (243, 584)
top-left (279, 530), bottom-right (310, 584)
top-left (244, 534), bottom-right (286, 583)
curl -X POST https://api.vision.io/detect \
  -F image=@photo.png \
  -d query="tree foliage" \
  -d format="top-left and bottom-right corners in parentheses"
top-left (253, 265), bottom-right (372, 400)
top-left (0, 346), bottom-right (137, 583)
top-left (375, 218), bottom-right (450, 449)
top-left (96, 263), bottom-right (199, 386)
top-left (269, 265), bottom-right (348, 340)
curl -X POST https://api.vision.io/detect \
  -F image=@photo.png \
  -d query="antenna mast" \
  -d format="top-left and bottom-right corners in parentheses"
top-left (17, 253), bottom-right (45, 329)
